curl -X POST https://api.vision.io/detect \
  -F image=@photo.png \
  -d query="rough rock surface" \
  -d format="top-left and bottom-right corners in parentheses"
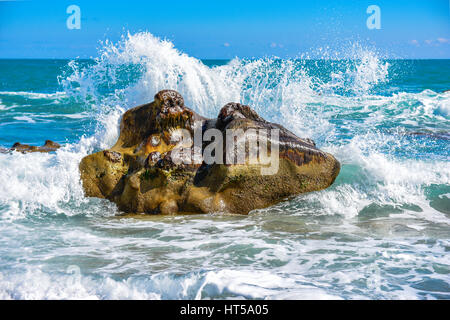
top-left (5, 140), bottom-right (61, 153)
top-left (79, 90), bottom-right (340, 215)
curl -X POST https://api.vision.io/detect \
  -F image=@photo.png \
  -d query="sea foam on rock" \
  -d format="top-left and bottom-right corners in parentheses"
top-left (79, 90), bottom-right (340, 215)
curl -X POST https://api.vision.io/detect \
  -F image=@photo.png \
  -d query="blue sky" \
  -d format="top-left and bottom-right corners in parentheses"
top-left (0, 0), bottom-right (449, 59)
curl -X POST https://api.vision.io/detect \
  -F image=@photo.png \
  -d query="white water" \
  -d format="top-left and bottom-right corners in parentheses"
top-left (0, 32), bottom-right (449, 299)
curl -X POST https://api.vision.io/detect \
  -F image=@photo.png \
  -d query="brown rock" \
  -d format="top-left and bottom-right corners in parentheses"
top-left (79, 90), bottom-right (340, 215)
top-left (10, 140), bottom-right (61, 153)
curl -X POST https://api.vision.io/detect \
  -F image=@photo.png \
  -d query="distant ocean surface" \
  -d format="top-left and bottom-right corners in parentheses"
top-left (0, 33), bottom-right (449, 299)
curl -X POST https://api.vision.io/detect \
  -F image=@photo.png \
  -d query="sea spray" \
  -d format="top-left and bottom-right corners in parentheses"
top-left (0, 32), bottom-right (449, 299)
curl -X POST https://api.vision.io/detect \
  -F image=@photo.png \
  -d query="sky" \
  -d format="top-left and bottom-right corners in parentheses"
top-left (0, 0), bottom-right (449, 59)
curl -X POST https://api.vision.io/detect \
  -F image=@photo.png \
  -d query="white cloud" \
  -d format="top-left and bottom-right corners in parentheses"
top-left (223, 42), bottom-right (230, 47)
top-left (421, 38), bottom-right (450, 46)
top-left (270, 42), bottom-right (283, 48)
top-left (410, 40), bottom-right (419, 46)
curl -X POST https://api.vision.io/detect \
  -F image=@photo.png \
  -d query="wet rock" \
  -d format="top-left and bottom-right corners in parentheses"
top-left (103, 150), bottom-right (122, 163)
top-left (79, 90), bottom-right (340, 215)
top-left (10, 140), bottom-right (61, 153)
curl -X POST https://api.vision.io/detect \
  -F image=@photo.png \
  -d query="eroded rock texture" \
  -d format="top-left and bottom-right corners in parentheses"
top-left (79, 90), bottom-right (340, 215)
top-left (7, 140), bottom-right (61, 153)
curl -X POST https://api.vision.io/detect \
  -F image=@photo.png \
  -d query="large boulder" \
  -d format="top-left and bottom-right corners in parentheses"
top-left (79, 90), bottom-right (340, 215)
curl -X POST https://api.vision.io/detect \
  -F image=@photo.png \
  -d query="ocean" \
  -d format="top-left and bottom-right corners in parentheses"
top-left (0, 33), bottom-right (449, 299)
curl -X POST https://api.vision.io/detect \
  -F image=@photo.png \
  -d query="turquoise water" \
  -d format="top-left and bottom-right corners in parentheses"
top-left (0, 33), bottom-right (449, 299)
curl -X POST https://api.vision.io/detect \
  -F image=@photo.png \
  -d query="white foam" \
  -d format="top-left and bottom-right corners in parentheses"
top-left (0, 139), bottom-right (113, 221)
top-left (0, 91), bottom-right (66, 100)
top-left (0, 104), bottom-right (21, 111)
top-left (317, 130), bottom-right (450, 223)
top-left (0, 32), bottom-right (449, 300)
top-left (195, 269), bottom-right (341, 299)
top-left (3, 31), bottom-right (446, 225)
top-left (0, 268), bottom-right (160, 300)
top-left (13, 116), bottom-right (36, 123)
top-left (36, 112), bottom-right (90, 119)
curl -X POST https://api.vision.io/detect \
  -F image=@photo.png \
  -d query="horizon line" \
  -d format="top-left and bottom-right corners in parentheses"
top-left (1, 57), bottom-right (450, 61)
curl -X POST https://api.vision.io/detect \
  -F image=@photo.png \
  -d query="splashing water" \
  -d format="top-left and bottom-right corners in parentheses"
top-left (0, 32), bottom-right (449, 299)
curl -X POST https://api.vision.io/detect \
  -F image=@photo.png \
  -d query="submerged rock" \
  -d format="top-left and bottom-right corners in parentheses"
top-left (9, 140), bottom-right (61, 153)
top-left (79, 90), bottom-right (340, 215)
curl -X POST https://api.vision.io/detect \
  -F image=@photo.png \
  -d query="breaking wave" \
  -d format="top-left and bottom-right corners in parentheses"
top-left (0, 32), bottom-right (449, 299)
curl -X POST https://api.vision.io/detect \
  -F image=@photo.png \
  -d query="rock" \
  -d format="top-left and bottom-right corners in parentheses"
top-left (103, 150), bottom-right (122, 163)
top-left (79, 90), bottom-right (340, 215)
top-left (10, 140), bottom-right (61, 153)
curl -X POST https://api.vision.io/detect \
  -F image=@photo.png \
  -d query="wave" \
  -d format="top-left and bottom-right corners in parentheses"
top-left (60, 32), bottom-right (449, 223)
top-left (0, 91), bottom-right (67, 100)
top-left (0, 31), bottom-right (449, 301)
top-left (60, 33), bottom-right (393, 137)
top-left (0, 31), bottom-right (448, 224)
top-left (1, 227), bottom-right (448, 299)
top-left (13, 116), bottom-right (36, 123)
top-left (0, 267), bottom-right (341, 299)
